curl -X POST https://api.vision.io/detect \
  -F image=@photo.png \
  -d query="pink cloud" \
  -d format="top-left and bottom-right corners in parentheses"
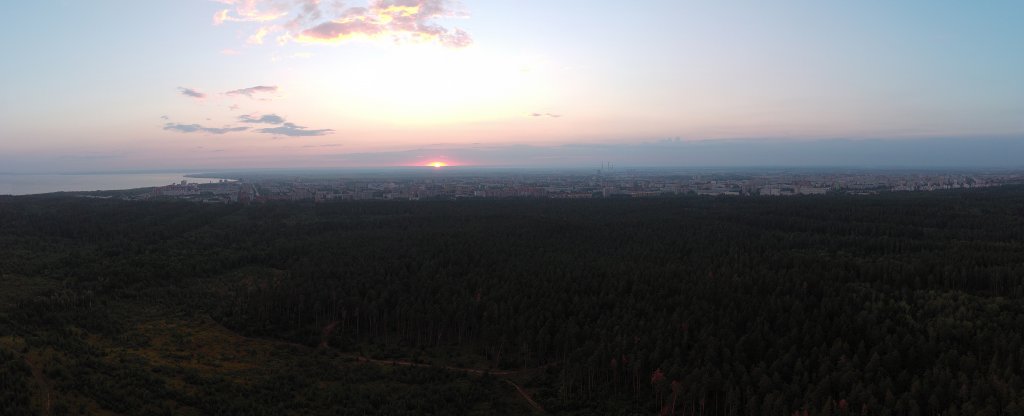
top-left (225, 85), bottom-right (279, 98)
top-left (247, 26), bottom-right (272, 44)
top-left (213, 9), bottom-right (230, 25)
top-left (212, 0), bottom-right (473, 48)
top-left (297, 0), bottom-right (473, 47)
top-left (211, 0), bottom-right (287, 25)
top-left (302, 16), bottom-right (385, 40)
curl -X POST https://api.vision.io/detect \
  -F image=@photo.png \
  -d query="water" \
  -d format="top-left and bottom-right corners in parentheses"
top-left (0, 173), bottom-right (227, 196)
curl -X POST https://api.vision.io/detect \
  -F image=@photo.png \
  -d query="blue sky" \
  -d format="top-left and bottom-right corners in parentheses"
top-left (1, 0), bottom-right (1021, 172)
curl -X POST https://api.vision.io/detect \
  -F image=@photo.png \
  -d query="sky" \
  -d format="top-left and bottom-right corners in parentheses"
top-left (1, 0), bottom-right (1022, 172)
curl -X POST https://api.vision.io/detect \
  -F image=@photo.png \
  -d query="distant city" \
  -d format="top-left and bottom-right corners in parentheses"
top-left (122, 167), bottom-right (1024, 204)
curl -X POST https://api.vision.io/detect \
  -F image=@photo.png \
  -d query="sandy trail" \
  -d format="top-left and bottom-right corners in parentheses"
top-left (24, 356), bottom-right (53, 416)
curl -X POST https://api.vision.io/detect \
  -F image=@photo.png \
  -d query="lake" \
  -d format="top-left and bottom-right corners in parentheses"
top-left (0, 173), bottom-right (227, 196)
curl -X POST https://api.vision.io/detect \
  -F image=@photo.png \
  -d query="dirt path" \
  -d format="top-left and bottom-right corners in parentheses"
top-left (318, 321), bottom-right (339, 349)
top-left (346, 355), bottom-right (548, 413)
top-left (316, 321), bottom-right (547, 413)
top-left (24, 356), bottom-right (53, 416)
top-left (349, 355), bottom-right (549, 376)
top-left (344, 355), bottom-right (549, 413)
top-left (505, 379), bottom-right (546, 414)
top-left (250, 320), bottom-right (551, 413)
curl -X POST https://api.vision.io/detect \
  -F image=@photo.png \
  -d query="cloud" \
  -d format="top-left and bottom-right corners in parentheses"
top-left (439, 27), bottom-right (472, 48)
top-left (531, 113), bottom-right (562, 118)
top-left (213, 9), bottom-right (229, 25)
top-left (160, 115), bottom-right (169, 120)
top-left (237, 113), bottom-right (333, 136)
top-left (298, 0), bottom-right (473, 47)
top-left (212, 0), bottom-right (288, 25)
top-left (164, 123), bottom-right (249, 135)
top-left (229, 104), bottom-right (241, 111)
top-left (225, 85), bottom-right (278, 98)
top-left (213, 0), bottom-right (473, 49)
top-left (303, 143), bottom-right (343, 148)
top-left (256, 122), bottom-right (334, 137)
top-left (247, 26), bottom-right (272, 44)
top-left (178, 87), bottom-right (207, 99)
top-left (282, 0), bottom-right (326, 30)
top-left (239, 113), bottom-right (285, 124)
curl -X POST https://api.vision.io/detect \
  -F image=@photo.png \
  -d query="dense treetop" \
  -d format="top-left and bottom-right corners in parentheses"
top-left (1, 188), bottom-right (1023, 414)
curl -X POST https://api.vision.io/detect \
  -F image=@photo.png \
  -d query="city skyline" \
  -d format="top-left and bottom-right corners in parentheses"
top-left (132, 168), bottom-right (1021, 205)
top-left (2, 1), bottom-right (1022, 172)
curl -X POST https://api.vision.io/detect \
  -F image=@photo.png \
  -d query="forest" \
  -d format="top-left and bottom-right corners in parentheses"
top-left (2, 186), bottom-right (1024, 415)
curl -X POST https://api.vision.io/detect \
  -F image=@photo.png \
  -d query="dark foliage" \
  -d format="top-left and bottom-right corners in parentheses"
top-left (0, 347), bottom-right (33, 416)
top-left (2, 187), bottom-right (1024, 414)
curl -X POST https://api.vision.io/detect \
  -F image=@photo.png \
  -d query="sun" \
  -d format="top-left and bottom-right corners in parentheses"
top-left (428, 161), bottom-right (447, 168)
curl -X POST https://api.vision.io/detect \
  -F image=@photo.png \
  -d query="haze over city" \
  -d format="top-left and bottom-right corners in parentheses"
top-left (2, 0), bottom-right (1022, 172)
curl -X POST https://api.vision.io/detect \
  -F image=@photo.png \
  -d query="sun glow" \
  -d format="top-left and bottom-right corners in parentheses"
top-left (312, 45), bottom-right (550, 126)
top-left (428, 161), bottom-right (447, 168)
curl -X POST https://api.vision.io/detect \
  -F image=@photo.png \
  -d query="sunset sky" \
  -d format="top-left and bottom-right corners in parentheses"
top-left (1, 1), bottom-right (1022, 172)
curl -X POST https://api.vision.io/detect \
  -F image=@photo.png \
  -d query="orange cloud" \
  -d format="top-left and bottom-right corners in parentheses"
top-left (212, 0), bottom-right (472, 48)
top-left (247, 26), bottom-right (272, 44)
top-left (212, 0), bottom-right (287, 25)
top-left (298, 0), bottom-right (472, 47)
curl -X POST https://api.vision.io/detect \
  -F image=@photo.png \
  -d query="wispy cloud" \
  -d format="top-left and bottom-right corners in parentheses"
top-left (531, 113), bottom-right (562, 118)
top-left (225, 85), bottom-right (278, 98)
top-left (212, 0), bottom-right (287, 25)
top-left (178, 87), bottom-right (207, 99)
top-left (238, 113), bottom-right (333, 136)
top-left (164, 123), bottom-right (249, 135)
top-left (213, 0), bottom-right (473, 48)
top-left (257, 122), bottom-right (334, 137)
top-left (239, 113), bottom-right (285, 124)
top-left (247, 26), bottom-right (272, 44)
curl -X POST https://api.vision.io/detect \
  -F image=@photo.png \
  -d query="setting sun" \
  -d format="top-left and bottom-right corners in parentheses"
top-left (429, 161), bottom-right (447, 168)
